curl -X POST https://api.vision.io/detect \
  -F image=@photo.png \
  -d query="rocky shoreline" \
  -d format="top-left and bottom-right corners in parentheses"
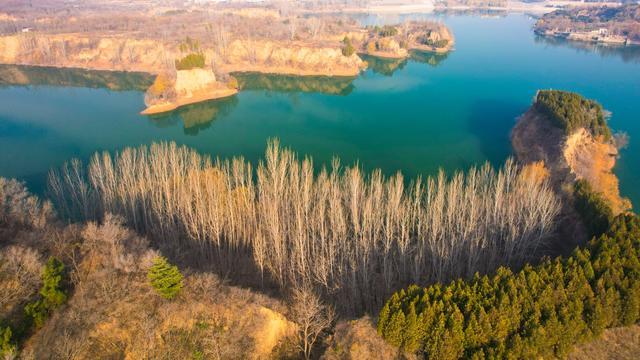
top-left (511, 91), bottom-right (631, 250)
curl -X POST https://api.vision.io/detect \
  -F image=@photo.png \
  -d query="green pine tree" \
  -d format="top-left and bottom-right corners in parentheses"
top-left (148, 256), bottom-right (184, 300)
top-left (382, 310), bottom-right (405, 347)
top-left (25, 257), bottom-right (67, 328)
top-left (402, 303), bottom-right (423, 353)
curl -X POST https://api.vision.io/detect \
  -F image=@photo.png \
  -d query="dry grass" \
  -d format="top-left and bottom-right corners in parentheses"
top-left (569, 325), bottom-right (640, 360)
top-left (20, 215), bottom-right (295, 360)
top-left (322, 316), bottom-right (411, 360)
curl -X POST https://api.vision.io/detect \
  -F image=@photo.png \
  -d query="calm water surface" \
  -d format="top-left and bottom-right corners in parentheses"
top-left (1, 14), bottom-right (639, 206)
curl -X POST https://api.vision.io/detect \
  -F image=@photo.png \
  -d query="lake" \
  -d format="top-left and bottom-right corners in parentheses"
top-left (1, 13), bottom-right (639, 207)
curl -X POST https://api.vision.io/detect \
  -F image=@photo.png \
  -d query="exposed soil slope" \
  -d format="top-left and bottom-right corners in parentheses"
top-left (142, 69), bottom-right (238, 115)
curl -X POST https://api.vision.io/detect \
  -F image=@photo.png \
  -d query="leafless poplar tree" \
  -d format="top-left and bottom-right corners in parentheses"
top-left (290, 287), bottom-right (335, 359)
top-left (48, 140), bottom-right (560, 314)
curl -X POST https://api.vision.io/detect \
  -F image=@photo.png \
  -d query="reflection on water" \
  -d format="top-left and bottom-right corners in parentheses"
top-left (0, 64), bottom-right (154, 91)
top-left (146, 96), bottom-right (239, 135)
top-left (534, 35), bottom-right (640, 64)
top-left (361, 51), bottom-right (448, 76)
top-left (360, 54), bottom-right (408, 76)
top-left (410, 50), bottom-right (449, 67)
top-left (234, 72), bottom-right (356, 96)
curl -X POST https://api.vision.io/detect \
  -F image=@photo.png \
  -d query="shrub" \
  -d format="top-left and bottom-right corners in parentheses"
top-left (148, 256), bottom-right (183, 300)
top-left (0, 325), bottom-right (16, 358)
top-left (24, 257), bottom-right (67, 328)
top-left (535, 90), bottom-right (611, 139)
top-left (0, 177), bottom-right (52, 230)
top-left (574, 179), bottom-right (614, 238)
top-left (145, 73), bottom-right (176, 106)
top-left (377, 25), bottom-right (398, 37)
top-left (175, 53), bottom-right (206, 71)
top-left (432, 39), bottom-right (449, 48)
top-left (366, 41), bottom-right (377, 53)
top-left (378, 214), bottom-right (640, 359)
top-left (226, 76), bottom-right (239, 90)
top-left (341, 36), bottom-right (355, 57)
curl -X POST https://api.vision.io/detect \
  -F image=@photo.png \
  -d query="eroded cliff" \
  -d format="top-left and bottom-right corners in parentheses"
top-left (142, 69), bottom-right (238, 115)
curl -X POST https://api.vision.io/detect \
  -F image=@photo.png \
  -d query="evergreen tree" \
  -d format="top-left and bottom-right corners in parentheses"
top-left (24, 257), bottom-right (67, 328)
top-left (378, 214), bottom-right (640, 358)
top-left (148, 256), bottom-right (184, 300)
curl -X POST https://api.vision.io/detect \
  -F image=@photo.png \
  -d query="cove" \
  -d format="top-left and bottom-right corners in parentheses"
top-left (0, 13), bottom-right (639, 207)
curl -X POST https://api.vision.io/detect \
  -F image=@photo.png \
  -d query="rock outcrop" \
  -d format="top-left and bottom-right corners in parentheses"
top-left (511, 98), bottom-right (631, 250)
top-left (0, 34), bottom-right (366, 77)
top-left (217, 39), bottom-right (365, 76)
top-left (354, 21), bottom-right (454, 60)
top-left (512, 107), bottom-right (629, 215)
top-left (142, 69), bottom-right (238, 115)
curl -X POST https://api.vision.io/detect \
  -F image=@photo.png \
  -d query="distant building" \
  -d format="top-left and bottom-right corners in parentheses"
top-left (21, 27), bottom-right (31, 33)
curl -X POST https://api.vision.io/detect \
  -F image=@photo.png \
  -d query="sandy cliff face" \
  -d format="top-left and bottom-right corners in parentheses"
top-left (174, 69), bottom-right (217, 97)
top-left (217, 39), bottom-right (365, 76)
top-left (0, 34), bottom-right (169, 73)
top-left (511, 107), bottom-right (630, 248)
top-left (563, 128), bottom-right (631, 214)
top-left (0, 34), bottom-right (365, 77)
top-left (142, 69), bottom-right (237, 115)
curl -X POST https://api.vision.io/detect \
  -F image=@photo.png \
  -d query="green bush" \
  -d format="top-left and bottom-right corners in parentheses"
top-left (341, 37), bottom-right (355, 57)
top-left (25, 257), bottom-right (67, 328)
top-left (535, 90), bottom-right (611, 139)
top-left (377, 25), bottom-right (398, 37)
top-left (175, 53), bottom-right (206, 71)
top-left (0, 325), bottom-right (16, 358)
top-left (378, 214), bottom-right (640, 359)
top-left (148, 256), bottom-right (184, 300)
top-left (574, 179), bottom-right (614, 239)
top-left (432, 39), bottom-right (449, 48)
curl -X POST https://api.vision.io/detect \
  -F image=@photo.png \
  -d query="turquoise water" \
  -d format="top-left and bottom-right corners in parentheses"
top-left (1, 14), bottom-right (639, 206)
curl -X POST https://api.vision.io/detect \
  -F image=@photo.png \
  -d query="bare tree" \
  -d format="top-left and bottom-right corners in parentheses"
top-left (288, 18), bottom-right (298, 42)
top-left (308, 17), bottom-right (324, 39)
top-left (48, 140), bottom-right (560, 315)
top-left (290, 287), bottom-right (335, 360)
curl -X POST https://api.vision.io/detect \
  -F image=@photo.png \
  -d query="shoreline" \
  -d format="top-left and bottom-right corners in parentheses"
top-left (141, 87), bottom-right (239, 115)
top-left (534, 31), bottom-right (639, 47)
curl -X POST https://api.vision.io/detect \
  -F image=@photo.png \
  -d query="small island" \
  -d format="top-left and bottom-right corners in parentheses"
top-left (535, 4), bottom-right (640, 46)
top-left (344, 21), bottom-right (454, 60)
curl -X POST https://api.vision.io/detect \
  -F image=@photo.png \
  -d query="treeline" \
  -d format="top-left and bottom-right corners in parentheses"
top-left (534, 90), bottom-right (611, 139)
top-left (377, 201), bottom-right (639, 358)
top-left (48, 140), bottom-right (559, 314)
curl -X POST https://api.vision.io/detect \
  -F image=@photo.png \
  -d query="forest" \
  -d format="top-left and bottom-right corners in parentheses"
top-left (46, 140), bottom-right (558, 315)
top-left (535, 89), bottom-right (611, 139)
top-left (377, 199), bottom-right (639, 359)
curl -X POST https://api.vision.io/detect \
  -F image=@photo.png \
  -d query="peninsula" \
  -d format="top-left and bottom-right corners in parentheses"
top-left (535, 4), bottom-right (640, 45)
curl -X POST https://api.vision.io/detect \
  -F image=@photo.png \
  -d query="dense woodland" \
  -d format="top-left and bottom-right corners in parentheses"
top-left (47, 141), bottom-right (558, 315)
top-left (535, 89), bottom-right (611, 139)
top-left (378, 198), bottom-right (639, 359)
